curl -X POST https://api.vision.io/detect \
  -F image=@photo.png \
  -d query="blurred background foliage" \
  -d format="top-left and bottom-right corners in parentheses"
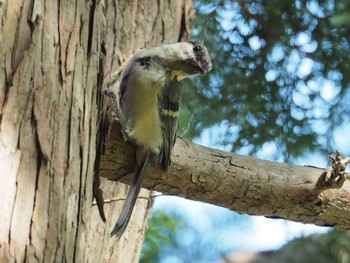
top-left (141, 208), bottom-right (253, 262)
top-left (273, 229), bottom-right (350, 263)
top-left (179, 0), bottom-right (350, 160)
top-left (142, 0), bottom-right (350, 262)
top-left (141, 210), bottom-right (350, 263)
top-left (140, 211), bottom-right (185, 263)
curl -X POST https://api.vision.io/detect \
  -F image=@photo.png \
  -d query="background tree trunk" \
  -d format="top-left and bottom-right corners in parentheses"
top-left (0, 0), bottom-right (193, 262)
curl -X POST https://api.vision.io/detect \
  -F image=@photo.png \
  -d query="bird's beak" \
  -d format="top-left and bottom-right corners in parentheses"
top-left (196, 50), bottom-right (212, 74)
top-left (168, 59), bottom-right (206, 75)
top-left (198, 60), bottom-right (212, 74)
top-left (183, 57), bottom-right (212, 75)
top-left (164, 57), bottom-right (212, 79)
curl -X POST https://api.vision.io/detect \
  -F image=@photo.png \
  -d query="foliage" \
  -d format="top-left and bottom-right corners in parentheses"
top-left (141, 205), bottom-right (253, 263)
top-left (220, 229), bottom-right (350, 262)
top-left (140, 210), bottom-right (185, 263)
top-left (180, 0), bottom-right (350, 160)
top-left (272, 229), bottom-right (350, 263)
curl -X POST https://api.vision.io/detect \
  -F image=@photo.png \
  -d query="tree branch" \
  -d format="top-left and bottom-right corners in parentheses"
top-left (99, 123), bottom-right (350, 229)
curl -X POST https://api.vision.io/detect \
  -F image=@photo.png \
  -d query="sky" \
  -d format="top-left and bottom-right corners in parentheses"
top-left (154, 196), bottom-right (330, 252)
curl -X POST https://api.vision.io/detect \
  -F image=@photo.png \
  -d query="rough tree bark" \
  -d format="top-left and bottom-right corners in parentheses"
top-left (0, 0), bottom-right (193, 262)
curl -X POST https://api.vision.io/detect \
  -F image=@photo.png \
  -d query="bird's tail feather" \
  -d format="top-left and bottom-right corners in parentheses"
top-left (110, 150), bottom-right (150, 238)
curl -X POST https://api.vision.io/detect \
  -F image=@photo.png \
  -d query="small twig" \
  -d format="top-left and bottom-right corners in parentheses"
top-left (179, 110), bottom-right (196, 137)
top-left (91, 192), bottom-right (163, 205)
top-left (92, 197), bottom-right (125, 205)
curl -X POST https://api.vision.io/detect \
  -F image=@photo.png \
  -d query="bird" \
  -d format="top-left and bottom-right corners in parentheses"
top-left (110, 41), bottom-right (212, 238)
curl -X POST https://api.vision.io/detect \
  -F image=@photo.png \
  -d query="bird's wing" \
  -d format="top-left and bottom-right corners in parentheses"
top-left (157, 78), bottom-right (182, 170)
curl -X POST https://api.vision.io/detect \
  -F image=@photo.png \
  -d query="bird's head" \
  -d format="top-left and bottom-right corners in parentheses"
top-left (148, 42), bottom-right (212, 80)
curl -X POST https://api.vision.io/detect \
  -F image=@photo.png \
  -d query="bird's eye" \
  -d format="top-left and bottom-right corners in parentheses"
top-left (193, 45), bottom-right (201, 52)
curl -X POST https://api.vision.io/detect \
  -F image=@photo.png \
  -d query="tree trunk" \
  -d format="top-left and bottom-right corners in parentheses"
top-left (0, 0), bottom-right (194, 262)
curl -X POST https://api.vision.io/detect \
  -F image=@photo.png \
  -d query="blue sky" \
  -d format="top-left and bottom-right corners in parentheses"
top-left (154, 196), bottom-right (330, 252)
